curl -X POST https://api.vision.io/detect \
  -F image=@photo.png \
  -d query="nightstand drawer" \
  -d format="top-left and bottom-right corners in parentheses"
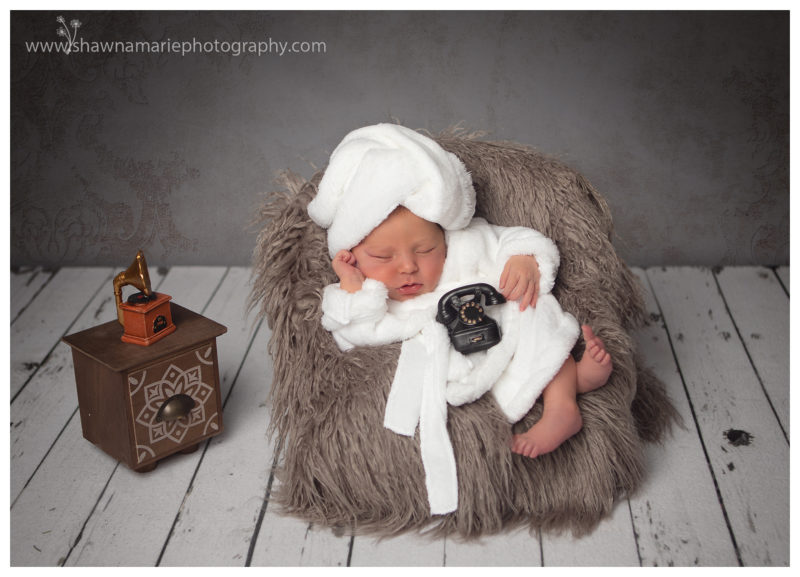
top-left (128, 342), bottom-right (222, 466)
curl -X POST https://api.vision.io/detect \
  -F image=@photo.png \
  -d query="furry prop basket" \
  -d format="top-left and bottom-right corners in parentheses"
top-left (250, 130), bottom-right (675, 538)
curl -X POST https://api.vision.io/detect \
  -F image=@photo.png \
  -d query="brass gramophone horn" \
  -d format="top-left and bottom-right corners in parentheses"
top-left (113, 250), bottom-right (153, 325)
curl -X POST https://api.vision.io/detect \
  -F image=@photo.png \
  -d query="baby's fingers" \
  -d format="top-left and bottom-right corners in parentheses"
top-left (532, 279), bottom-right (539, 307)
top-left (517, 280), bottom-right (539, 311)
top-left (502, 274), bottom-right (523, 301)
top-left (587, 342), bottom-right (610, 363)
top-left (336, 250), bottom-right (357, 265)
top-left (509, 278), bottom-right (533, 306)
top-left (499, 263), bottom-right (511, 291)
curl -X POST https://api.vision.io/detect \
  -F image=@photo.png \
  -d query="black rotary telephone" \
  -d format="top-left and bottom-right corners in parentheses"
top-left (436, 283), bottom-right (507, 354)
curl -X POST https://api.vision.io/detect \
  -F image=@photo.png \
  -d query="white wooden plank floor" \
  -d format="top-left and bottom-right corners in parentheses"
top-left (8, 265), bottom-right (790, 567)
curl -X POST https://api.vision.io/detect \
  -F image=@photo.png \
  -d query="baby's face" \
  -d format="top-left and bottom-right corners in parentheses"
top-left (351, 206), bottom-right (446, 301)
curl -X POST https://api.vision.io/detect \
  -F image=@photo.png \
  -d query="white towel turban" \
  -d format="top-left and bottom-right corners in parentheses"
top-left (308, 124), bottom-right (477, 258)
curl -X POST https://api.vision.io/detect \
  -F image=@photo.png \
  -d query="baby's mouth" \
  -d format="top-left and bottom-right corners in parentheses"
top-left (397, 282), bottom-right (423, 296)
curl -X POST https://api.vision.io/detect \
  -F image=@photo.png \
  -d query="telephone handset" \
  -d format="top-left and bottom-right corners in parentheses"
top-left (436, 283), bottom-right (506, 354)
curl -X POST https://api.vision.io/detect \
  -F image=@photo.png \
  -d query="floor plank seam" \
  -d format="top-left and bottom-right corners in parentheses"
top-left (200, 267), bottom-right (231, 316)
top-left (642, 268), bottom-right (744, 567)
top-left (12, 406), bottom-right (81, 509)
top-left (157, 267), bottom-right (261, 566)
top-left (245, 452), bottom-right (279, 566)
top-left (220, 318), bottom-right (265, 411)
top-left (60, 462), bottom-right (121, 566)
top-left (156, 439), bottom-right (211, 566)
top-left (346, 534), bottom-right (355, 567)
top-left (10, 268), bottom-right (58, 326)
top-left (537, 528), bottom-right (543, 567)
top-left (625, 499), bottom-right (644, 566)
top-left (11, 269), bottom-right (113, 404)
top-left (771, 267), bottom-right (789, 297)
top-left (710, 270), bottom-right (788, 444)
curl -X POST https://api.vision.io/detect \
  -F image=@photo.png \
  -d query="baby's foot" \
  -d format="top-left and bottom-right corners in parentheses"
top-left (511, 400), bottom-right (583, 459)
top-left (576, 325), bottom-right (613, 394)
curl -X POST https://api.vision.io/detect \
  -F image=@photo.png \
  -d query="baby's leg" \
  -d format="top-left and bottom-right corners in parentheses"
top-left (511, 357), bottom-right (582, 459)
top-left (576, 325), bottom-right (613, 394)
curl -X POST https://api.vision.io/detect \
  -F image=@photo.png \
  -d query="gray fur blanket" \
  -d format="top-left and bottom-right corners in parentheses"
top-left (250, 130), bottom-right (676, 538)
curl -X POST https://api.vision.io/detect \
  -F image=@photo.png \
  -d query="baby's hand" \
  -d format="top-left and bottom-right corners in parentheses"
top-left (332, 250), bottom-right (366, 293)
top-left (499, 255), bottom-right (540, 311)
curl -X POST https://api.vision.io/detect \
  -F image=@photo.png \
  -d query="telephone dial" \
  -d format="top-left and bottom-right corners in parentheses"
top-left (436, 283), bottom-right (507, 354)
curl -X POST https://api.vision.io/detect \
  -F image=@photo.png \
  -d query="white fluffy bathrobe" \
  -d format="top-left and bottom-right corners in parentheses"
top-left (309, 123), bottom-right (580, 514)
top-left (320, 217), bottom-right (580, 514)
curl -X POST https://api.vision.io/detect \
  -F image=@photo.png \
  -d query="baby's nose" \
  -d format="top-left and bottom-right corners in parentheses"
top-left (397, 253), bottom-right (418, 273)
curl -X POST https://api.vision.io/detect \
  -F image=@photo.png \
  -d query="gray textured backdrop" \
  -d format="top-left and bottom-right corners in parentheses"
top-left (10, 11), bottom-right (789, 268)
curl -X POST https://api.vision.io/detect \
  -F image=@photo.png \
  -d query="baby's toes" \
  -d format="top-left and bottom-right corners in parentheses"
top-left (524, 445), bottom-right (540, 459)
top-left (517, 442), bottom-right (537, 459)
top-left (511, 436), bottom-right (534, 457)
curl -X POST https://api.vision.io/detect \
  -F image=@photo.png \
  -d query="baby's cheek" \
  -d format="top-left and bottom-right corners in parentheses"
top-left (357, 261), bottom-right (389, 283)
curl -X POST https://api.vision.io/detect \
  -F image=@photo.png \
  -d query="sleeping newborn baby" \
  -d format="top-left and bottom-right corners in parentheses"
top-left (308, 124), bottom-right (612, 514)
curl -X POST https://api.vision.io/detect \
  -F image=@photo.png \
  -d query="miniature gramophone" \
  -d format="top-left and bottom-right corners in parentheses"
top-left (114, 250), bottom-right (176, 346)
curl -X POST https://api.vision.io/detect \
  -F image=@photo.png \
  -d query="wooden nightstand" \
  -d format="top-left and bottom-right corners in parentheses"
top-left (62, 304), bottom-right (227, 472)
